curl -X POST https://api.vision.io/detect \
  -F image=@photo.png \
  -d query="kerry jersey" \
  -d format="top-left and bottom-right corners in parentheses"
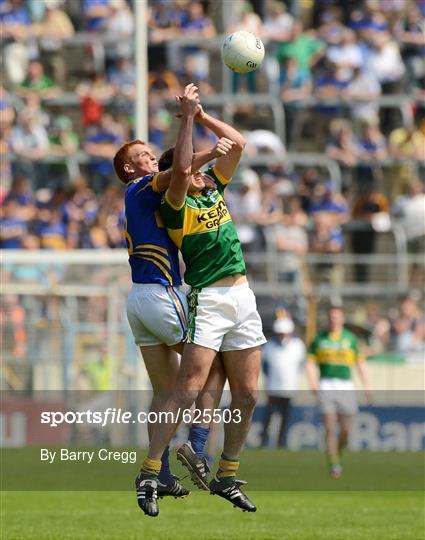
top-left (159, 166), bottom-right (246, 288)
top-left (308, 328), bottom-right (362, 380)
top-left (125, 173), bottom-right (181, 286)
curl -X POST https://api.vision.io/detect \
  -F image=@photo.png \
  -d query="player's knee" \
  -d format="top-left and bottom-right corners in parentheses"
top-left (233, 388), bottom-right (258, 412)
top-left (173, 388), bottom-right (199, 409)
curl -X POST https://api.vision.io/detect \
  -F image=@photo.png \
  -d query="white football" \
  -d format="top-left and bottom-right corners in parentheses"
top-left (222, 31), bottom-right (265, 74)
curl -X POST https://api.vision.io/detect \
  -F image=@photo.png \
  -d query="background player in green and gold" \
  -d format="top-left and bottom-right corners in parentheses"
top-left (306, 302), bottom-right (372, 478)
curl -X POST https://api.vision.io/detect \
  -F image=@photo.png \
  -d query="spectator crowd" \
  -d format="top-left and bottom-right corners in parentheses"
top-left (1, 0), bottom-right (424, 357)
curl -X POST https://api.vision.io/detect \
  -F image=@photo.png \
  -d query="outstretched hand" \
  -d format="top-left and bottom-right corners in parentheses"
top-left (176, 83), bottom-right (201, 118)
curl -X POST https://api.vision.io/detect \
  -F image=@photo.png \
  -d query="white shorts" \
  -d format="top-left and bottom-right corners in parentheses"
top-left (126, 283), bottom-right (188, 347)
top-left (317, 378), bottom-right (358, 416)
top-left (185, 282), bottom-right (267, 352)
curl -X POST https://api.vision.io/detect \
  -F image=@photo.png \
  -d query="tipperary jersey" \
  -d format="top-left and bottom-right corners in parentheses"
top-left (308, 329), bottom-right (362, 380)
top-left (160, 166), bottom-right (246, 288)
top-left (125, 174), bottom-right (181, 286)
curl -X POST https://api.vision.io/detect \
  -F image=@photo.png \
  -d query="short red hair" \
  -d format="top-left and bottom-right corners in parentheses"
top-left (113, 139), bottom-right (147, 184)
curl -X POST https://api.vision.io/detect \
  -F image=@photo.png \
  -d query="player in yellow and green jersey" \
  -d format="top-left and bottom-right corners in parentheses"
top-left (306, 301), bottom-right (372, 478)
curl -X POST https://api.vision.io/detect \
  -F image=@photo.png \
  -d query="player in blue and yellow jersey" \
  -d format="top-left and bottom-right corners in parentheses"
top-left (306, 301), bottom-right (372, 478)
top-left (113, 84), bottom-right (231, 511)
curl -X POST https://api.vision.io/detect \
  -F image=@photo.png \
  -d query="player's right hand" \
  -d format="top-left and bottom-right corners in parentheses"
top-left (179, 83), bottom-right (200, 117)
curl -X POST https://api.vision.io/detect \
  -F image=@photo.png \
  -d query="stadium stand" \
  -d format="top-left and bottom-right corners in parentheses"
top-left (1, 0), bottom-right (424, 391)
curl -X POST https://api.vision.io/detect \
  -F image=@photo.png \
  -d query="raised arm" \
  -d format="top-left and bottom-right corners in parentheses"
top-left (191, 137), bottom-right (235, 173)
top-left (195, 109), bottom-right (246, 180)
top-left (156, 138), bottom-right (234, 192)
top-left (166, 84), bottom-right (200, 208)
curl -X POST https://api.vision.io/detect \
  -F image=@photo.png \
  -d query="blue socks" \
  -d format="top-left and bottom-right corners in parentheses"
top-left (158, 446), bottom-right (172, 483)
top-left (158, 427), bottom-right (210, 483)
top-left (188, 425), bottom-right (210, 457)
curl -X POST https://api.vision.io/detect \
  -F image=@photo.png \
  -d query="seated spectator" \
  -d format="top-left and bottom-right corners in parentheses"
top-left (0, 0), bottom-right (31, 85)
top-left (3, 175), bottom-right (35, 235)
top-left (326, 119), bottom-right (359, 168)
top-left (228, 1), bottom-right (262, 36)
top-left (97, 184), bottom-right (125, 248)
top-left (313, 61), bottom-right (349, 145)
top-left (269, 193), bottom-right (308, 285)
top-left (297, 167), bottom-right (322, 214)
top-left (148, 0), bottom-right (184, 43)
top-left (108, 56), bottom-right (136, 100)
top-left (84, 112), bottom-right (124, 192)
top-left (31, 0), bottom-right (75, 86)
top-left (227, 168), bottom-right (263, 251)
top-left (308, 181), bottom-right (349, 224)
top-left (16, 60), bottom-right (61, 100)
top-left (280, 57), bottom-right (312, 145)
top-left (36, 207), bottom-right (68, 250)
top-left (326, 120), bottom-right (360, 187)
top-left (0, 199), bottom-right (27, 248)
top-left (326, 28), bottom-right (362, 82)
top-left (351, 183), bottom-right (390, 283)
top-left (314, 61), bottom-right (349, 100)
top-left (0, 122), bottom-right (13, 194)
top-left (341, 66), bottom-right (381, 124)
top-left (390, 294), bottom-right (425, 353)
top-left (365, 31), bottom-right (405, 94)
top-left (63, 177), bottom-right (98, 246)
top-left (277, 20), bottom-right (325, 79)
top-left (106, 0), bottom-right (134, 36)
top-left (262, 0), bottom-right (293, 45)
top-left (45, 114), bottom-right (79, 187)
top-left (10, 109), bottom-right (50, 185)
top-left (148, 65), bottom-right (182, 99)
top-left (392, 178), bottom-right (425, 245)
top-left (181, 1), bottom-right (215, 38)
top-left (311, 210), bottom-right (344, 284)
top-left (21, 93), bottom-right (50, 128)
top-left (0, 84), bottom-right (17, 128)
top-left (389, 119), bottom-right (425, 161)
top-left (316, 8), bottom-right (345, 46)
top-left (83, 0), bottom-right (112, 32)
top-left (395, 3), bottom-right (425, 91)
top-left (176, 53), bottom-right (214, 95)
top-left (77, 73), bottom-right (115, 127)
top-left (148, 96), bottom-right (172, 150)
top-left (88, 219), bottom-right (109, 248)
top-left (349, 7), bottom-right (388, 41)
top-left (352, 301), bottom-right (391, 356)
top-left (357, 120), bottom-right (388, 184)
top-left (48, 115), bottom-right (79, 155)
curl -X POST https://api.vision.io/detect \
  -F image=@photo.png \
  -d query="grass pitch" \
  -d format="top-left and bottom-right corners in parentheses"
top-left (2, 450), bottom-right (424, 539)
top-left (2, 491), bottom-right (424, 540)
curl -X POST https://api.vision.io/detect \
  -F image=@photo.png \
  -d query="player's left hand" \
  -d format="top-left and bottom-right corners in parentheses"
top-left (214, 137), bottom-right (235, 157)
